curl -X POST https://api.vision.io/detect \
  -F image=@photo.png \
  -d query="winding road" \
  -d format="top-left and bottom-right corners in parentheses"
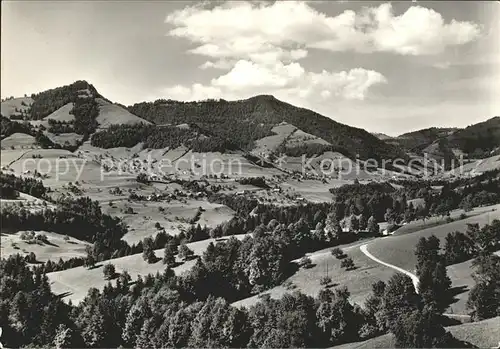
top-left (360, 243), bottom-right (420, 292)
top-left (360, 243), bottom-right (471, 319)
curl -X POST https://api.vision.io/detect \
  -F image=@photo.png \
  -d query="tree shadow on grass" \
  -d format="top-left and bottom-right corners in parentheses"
top-left (88, 263), bottom-right (103, 270)
top-left (43, 240), bottom-right (59, 247)
top-left (57, 291), bottom-right (73, 299)
top-left (446, 285), bottom-right (469, 307)
top-left (325, 282), bottom-right (339, 289)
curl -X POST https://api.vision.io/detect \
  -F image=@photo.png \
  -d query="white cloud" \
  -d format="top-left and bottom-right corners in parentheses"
top-left (162, 61), bottom-right (386, 102)
top-left (166, 1), bottom-right (481, 58)
top-left (199, 59), bottom-right (234, 70)
top-left (212, 60), bottom-right (305, 90)
top-left (163, 83), bottom-right (222, 101)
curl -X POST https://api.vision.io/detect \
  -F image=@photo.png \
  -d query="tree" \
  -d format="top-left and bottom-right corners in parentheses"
top-left (53, 324), bottom-right (77, 349)
top-left (416, 205), bottom-right (430, 222)
top-left (381, 273), bottom-right (421, 332)
top-left (415, 235), bottom-right (441, 276)
top-left (392, 308), bottom-right (458, 348)
top-left (142, 237), bottom-right (157, 263)
top-left (444, 231), bottom-right (476, 265)
top-left (404, 204), bottom-right (416, 222)
top-left (163, 245), bottom-right (176, 267)
top-left (415, 236), bottom-right (451, 312)
top-left (347, 215), bottom-right (359, 232)
top-left (466, 253), bottom-right (500, 320)
top-left (84, 255), bottom-right (95, 269)
top-left (178, 242), bottom-right (194, 261)
top-left (325, 210), bottom-right (342, 238)
top-left (418, 259), bottom-right (451, 313)
top-left (299, 256), bottom-right (313, 269)
top-left (103, 263), bottom-right (116, 280)
top-left (359, 214), bottom-right (368, 231)
top-left (316, 287), bottom-right (363, 345)
top-left (384, 208), bottom-right (397, 224)
top-left (367, 216), bottom-right (380, 234)
top-left (331, 247), bottom-right (345, 259)
top-left (341, 257), bottom-right (355, 270)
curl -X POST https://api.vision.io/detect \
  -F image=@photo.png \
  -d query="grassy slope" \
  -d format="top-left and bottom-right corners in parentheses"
top-left (0, 133), bottom-right (37, 149)
top-left (232, 238), bottom-right (395, 309)
top-left (43, 102), bottom-right (75, 123)
top-left (95, 98), bottom-right (151, 129)
top-left (1, 231), bottom-right (90, 262)
top-left (365, 204), bottom-right (500, 314)
top-left (47, 233), bottom-right (250, 304)
top-left (331, 316), bottom-right (500, 349)
top-left (234, 204), bottom-right (500, 312)
top-left (368, 204), bottom-right (500, 273)
top-left (1, 97), bottom-right (33, 118)
top-left (104, 199), bottom-right (236, 245)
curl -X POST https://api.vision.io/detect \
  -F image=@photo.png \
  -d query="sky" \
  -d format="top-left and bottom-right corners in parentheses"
top-left (1, 1), bottom-right (499, 136)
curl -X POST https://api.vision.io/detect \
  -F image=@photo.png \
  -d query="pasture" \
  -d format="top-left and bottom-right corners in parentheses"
top-left (1, 230), bottom-right (89, 262)
top-left (47, 233), bottom-right (250, 304)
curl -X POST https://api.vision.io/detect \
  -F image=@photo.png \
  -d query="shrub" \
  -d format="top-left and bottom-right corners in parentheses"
top-left (341, 257), bottom-right (355, 270)
top-left (299, 256), bottom-right (313, 269)
top-left (20, 231), bottom-right (35, 241)
top-left (331, 247), bottom-right (344, 258)
top-left (103, 264), bottom-right (116, 280)
top-left (35, 233), bottom-right (48, 243)
top-left (319, 276), bottom-right (331, 286)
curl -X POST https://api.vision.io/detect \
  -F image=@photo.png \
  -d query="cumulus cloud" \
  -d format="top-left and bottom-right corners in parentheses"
top-left (163, 61), bottom-right (386, 102)
top-left (165, 1), bottom-right (481, 58)
top-left (162, 1), bottom-right (478, 106)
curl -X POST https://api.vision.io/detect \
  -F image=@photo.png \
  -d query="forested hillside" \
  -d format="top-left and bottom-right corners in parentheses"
top-left (28, 80), bottom-right (101, 120)
top-left (128, 95), bottom-right (405, 160)
top-left (394, 117), bottom-right (500, 158)
top-left (395, 127), bottom-right (458, 152)
top-left (447, 116), bottom-right (500, 157)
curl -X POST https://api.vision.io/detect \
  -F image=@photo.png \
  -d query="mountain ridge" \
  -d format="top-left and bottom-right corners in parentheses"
top-left (127, 94), bottom-right (406, 161)
top-left (2, 81), bottom-right (499, 162)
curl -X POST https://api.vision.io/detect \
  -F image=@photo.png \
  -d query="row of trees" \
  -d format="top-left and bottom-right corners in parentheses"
top-left (328, 171), bottom-right (500, 224)
top-left (0, 116), bottom-right (34, 138)
top-left (1, 196), bottom-right (128, 260)
top-left (71, 96), bottom-right (99, 136)
top-left (276, 142), bottom-right (352, 159)
top-left (91, 123), bottom-right (194, 149)
top-left (444, 220), bottom-right (500, 265)
top-left (1, 232), bottom-right (467, 348)
top-left (47, 119), bottom-right (74, 134)
top-left (415, 225), bottom-right (500, 322)
top-left (90, 123), bottom-right (241, 152)
top-left (0, 172), bottom-right (47, 198)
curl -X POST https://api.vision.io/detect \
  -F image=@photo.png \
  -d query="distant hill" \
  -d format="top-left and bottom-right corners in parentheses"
top-left (5, 81), bottom-right (496, 162)
top-left (394, 118), bottom-right (500, 159)
top-left (395, 127), bottom-right (458, 152)
top-left (372, 132), bottom-right (393, 141)
top-left (128, 95), bottom-right (405, 161)
top-left (0, 81), bottom-right (149, 148)
top-left (447, 116), bottom-right (500, 157)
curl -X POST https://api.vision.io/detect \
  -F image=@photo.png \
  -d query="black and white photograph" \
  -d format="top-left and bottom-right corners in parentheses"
top-left (1, 1), bottom-right (499, 348)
